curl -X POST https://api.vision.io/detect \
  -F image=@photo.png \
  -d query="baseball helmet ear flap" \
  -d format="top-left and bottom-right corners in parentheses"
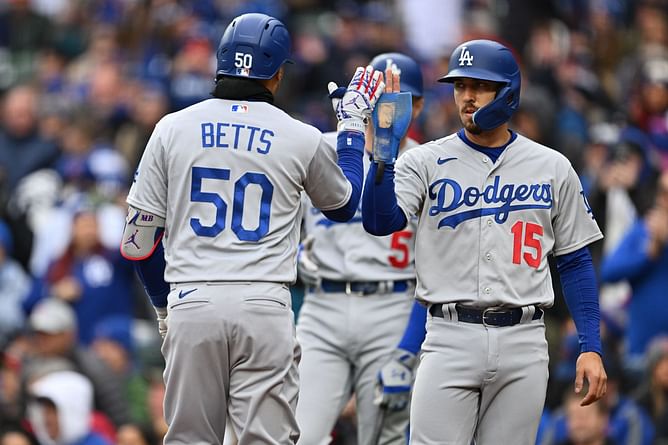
top-left (472, 84), bottom-right (519, 131)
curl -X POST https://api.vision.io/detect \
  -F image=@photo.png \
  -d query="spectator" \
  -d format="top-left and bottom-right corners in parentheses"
top-left (167, 37), bottom-right (215, 111)
top-left (26, 370), bottom-right (112, 445)
top-left (116, 423), bottom-right (157, 445)
top-left (634, 337), bottom-right (668, 444)
top-left (0, 349), bottom-right (24, 424)
top-left (540, 337), bottom-right (655, 445)
top-left (0, 0), bottom-right (53, 83)
top-left (558, 387), bottom-right (616, 445)
top-left (0, 424), bottom-right (37, 445)
top-left (25, 297), bottom-right (130, 427)
top-left (600, 170), bottom-right (668, 375)
top-left (90, 316), bottom-right (151, 426)
top-left (0, 220), bottom-right (31, 343)
top-left (0, 84), bottom-right (59, 193)
top-left (114, 83), bottom-right (168, 173)
top-left (26, 207), bottom-right (135, 346)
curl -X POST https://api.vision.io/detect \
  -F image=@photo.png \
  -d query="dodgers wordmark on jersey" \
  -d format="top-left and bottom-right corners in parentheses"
top-left (394, 132), bottom-right (603, 308)
top-left (127, 98), bottom-right (352, 284)
top-left (302, 132), bottom-right (418, 282)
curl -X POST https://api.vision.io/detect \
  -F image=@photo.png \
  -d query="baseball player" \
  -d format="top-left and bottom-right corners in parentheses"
top-left (295, 53), bottom-right (424, 445)
top-left (362, 39), bottom-right (608, 445)
top-left (119, 13), bottom-right (385, 445)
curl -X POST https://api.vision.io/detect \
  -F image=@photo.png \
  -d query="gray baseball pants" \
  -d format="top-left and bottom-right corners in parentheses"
top-left (162, 282), bottom-right (300, 445)
top-left (410, 303), bottom-right (549, 445)
top-left (295, 287), bottom-right (413, 445)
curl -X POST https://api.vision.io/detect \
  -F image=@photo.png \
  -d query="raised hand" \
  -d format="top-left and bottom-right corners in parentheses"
top-left (328, 66), bottom-right (385, 133)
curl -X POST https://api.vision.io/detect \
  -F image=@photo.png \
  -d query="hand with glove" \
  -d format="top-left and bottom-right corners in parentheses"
top-left (328, 65), bottom-right (385, 134)
top-left (154, 306), bottom-right (168, 339)
top-left (297, 235), bottom-right (320, 288)
top-left (375, 348), bottom-right (417, 411)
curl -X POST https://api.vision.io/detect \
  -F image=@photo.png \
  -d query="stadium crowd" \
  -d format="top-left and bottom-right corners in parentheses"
top-left (0, 0), bottom-right (667, 444)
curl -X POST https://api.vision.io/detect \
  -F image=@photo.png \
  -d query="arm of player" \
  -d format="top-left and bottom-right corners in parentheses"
top-left (321, 131), bottom-right (365, 222)
top-left (362, 163), bottom-right (407, 235)
top-left (376, 300), bottom-right (427, 411)
top-left (120, 205), bottom-right (169, 338)
top-left (556, 246), bottom-right (607, 406)
top-left (322, 67), bottom-right (384, 222)
top-left (397, 300), bottom-right (428, 354)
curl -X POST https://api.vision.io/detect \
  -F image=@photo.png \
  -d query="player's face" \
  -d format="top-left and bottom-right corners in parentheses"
top-left (453, 78), bottom-right (499, 134)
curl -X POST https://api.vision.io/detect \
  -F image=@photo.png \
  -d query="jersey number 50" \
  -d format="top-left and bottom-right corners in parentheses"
top-left (190, 166), bottom-right (273, 242)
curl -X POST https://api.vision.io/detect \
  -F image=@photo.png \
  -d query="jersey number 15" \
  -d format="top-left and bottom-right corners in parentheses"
top-left (511, 220), bottom-right (543, 269)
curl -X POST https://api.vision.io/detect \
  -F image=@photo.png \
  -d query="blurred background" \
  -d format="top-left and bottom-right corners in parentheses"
top-left (0, 0), bottom-right (667, 444)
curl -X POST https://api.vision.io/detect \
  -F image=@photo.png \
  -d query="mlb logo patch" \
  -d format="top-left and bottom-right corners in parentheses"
top-left (231, 104), bottom-right (249, 113)
top-left (236, 67), bottom-right (251, 77)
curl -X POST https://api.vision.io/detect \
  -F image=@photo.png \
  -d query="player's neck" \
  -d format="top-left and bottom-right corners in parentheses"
top-left (464, 125), bottom-right (510, 148)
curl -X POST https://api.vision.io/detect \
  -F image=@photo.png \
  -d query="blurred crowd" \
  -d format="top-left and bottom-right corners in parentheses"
top-left (0, 0), bottom-right (667, 444)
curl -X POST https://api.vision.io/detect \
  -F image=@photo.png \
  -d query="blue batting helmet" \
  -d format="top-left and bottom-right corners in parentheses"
top-left (439, 39), bottom-right (521, 131)
top-left (370, 52), bottom-right (424, 98)
top-left (216, 13), bottom-right (292, 80)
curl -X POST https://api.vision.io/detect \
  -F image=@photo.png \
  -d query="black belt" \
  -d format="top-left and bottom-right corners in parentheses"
top-left (429, 304), bottom-right (543, 327)
top-left (320, 279), bottom-right (412, 295)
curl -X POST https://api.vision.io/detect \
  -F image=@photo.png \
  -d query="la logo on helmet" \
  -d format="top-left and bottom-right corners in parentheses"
top-left (458, 46), bottom-right (473, 66)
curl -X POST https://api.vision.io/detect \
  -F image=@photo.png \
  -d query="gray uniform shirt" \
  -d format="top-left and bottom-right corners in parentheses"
top-left (127, 99), bottom-right (353, 283)
top-left (394, 132), bottom-right (603, 307)
top-left (303, 133), bottom-right (418, 282)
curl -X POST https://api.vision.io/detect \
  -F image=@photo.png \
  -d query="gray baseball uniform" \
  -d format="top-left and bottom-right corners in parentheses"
top-left (127, 98), bottom-right (357, 445)
top-left (295, 133), bottom-right (418, 445)
top-left (391, 132), bottom-right (602, 444)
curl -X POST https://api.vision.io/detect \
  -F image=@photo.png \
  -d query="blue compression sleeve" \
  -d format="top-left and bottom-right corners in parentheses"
top-left (322, 131), bottom-right (365, 222)
top-left (134, 240), bottom-right (169, 308)
top-left (362, 162), bottom-right (407, 235)
top-left (397, 301), bottom-right (428, 355)
top-left (556, 247), bottom-right (602, 355)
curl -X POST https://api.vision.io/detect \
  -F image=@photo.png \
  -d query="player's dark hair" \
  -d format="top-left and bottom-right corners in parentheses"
top-left (211, 76), bottom-right (274, 104)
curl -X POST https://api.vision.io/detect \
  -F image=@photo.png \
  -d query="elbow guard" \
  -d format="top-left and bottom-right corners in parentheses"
top-left (120, 206), bottom-right (165, 261)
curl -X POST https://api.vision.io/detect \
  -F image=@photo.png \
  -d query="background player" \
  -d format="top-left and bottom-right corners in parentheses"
top-left (295, 52), bottom-right (424, 445)
top-left (120, 13), bottom-right (385, 445)
top-left (362, 39), bottom-right (607, 444)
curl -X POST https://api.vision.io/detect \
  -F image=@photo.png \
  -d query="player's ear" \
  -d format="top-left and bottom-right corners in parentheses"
top-left (412, 97), bottom-right (425, 120)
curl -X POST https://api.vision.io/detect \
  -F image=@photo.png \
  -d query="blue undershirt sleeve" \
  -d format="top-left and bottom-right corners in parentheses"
top-left (362, 162), bottom-right (407, 235)
top-left (134, 238), bottom-right (169, 308)
top-left (555, 246), bottom-right (602, 355)
top-left (397, 301), bottom-right (428, 355)
top-left (322, 132), bottom-right (365, 222)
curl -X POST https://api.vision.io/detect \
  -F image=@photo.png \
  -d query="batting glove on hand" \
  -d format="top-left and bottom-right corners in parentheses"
top-left (375, 349), bottom-right (417, 411)
top-left (154, 306), bottom-right (168, 339)
top-left (297, 235), bottom-right (320, 288)
top-left (329, 65), bottom-right (385, 134)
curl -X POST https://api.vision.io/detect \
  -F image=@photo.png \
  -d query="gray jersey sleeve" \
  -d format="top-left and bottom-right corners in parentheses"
top-left (126, 119), bottom-right (169, 218)
top-left (552, 163), bottom-right (603, 255)
top-left (304, 135), bottom-right (352, 211)
top-left (395, 148), bottom-right (428, 219)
